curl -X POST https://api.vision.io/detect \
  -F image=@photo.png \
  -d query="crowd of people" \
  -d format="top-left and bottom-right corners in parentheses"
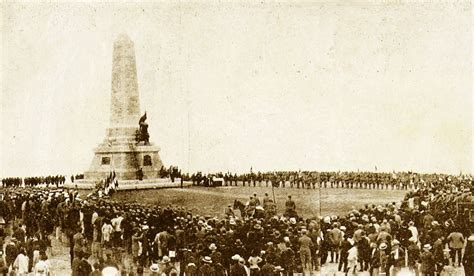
top-left (191, 170), bottom-right (470, 191)
top-left (0, 171), bottom-right (473, 275)
top-left (1, 178), bottom-right (22, 188)
top-left (1, 175), bottom-right (67, 188)
top-left (159, 166), bottom-right (185, 182)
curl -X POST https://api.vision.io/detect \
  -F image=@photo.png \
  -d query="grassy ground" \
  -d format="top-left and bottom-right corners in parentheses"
top-left (110, 186), bottom-right (407, 218)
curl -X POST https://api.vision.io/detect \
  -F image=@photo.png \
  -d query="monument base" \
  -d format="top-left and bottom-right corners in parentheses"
top-left (84, 128), bottom-right (163, 181)
top-left (69, 178), bottom-right (192, 190)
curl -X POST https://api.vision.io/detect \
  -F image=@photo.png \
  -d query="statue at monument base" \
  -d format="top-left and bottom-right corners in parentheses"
top-left (136, 112), bottom-right (150, 145)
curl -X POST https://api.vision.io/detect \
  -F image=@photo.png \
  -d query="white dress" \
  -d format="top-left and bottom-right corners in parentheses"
top-left (13, 253), bottom-right (29, 274)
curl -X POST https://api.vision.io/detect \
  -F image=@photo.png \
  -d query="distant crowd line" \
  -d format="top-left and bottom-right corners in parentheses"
top-left (2, 176), bottom-right (67, 188)
top-left (190, 171), bottom-right (472, 191)
top-left (3, 171), bottom-right (472, 192)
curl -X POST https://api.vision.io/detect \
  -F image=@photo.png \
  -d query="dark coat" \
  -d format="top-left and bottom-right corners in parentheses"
top-left (420, 251), bottom-right (435, 273)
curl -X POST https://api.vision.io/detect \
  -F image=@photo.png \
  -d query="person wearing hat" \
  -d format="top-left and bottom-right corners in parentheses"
top-left (432, 235), bottom-right (445, 274)
top-left (230, 254), bottom-right (246, 276)
top-left (298, 229), bottom-right (313, 272)
top-left (184, 257), bottom-right (197, 276)
top-left (280, 238), bottom-right (296, 276)
top-left (273, 265), bottom-right (285, 275)
top-left (378, 243), bottom-right (390, 276)
top-left (199, 256), bottom-right (215, 275)
top-left (149, 263), bottom-right (160, 275)
top-left (159, 256), bottom-right (178, 275)
top-left (247, 224), bottom-right (263, 254)
top-left (338, 236), bottom-right (351, 273)
top-left (420, 244), bottom-right (435, 276)
top-left (388, 240), bottom-right (404, 275)
top-left (211, 251), bottom-right (226, 276)
top-left (209, 243), bottom-right (222, 266)
top-left (368, 242), bottom-right (381, 276)
top-left (407, 237), bottom-right (420, 275)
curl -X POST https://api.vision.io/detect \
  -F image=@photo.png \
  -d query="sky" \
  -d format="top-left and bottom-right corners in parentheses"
top-left (1, 1), bottom-right (472, 177)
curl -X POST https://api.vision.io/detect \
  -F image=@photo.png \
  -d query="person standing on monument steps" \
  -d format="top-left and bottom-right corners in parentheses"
top-left (137, 168), bottom-right (144, 181)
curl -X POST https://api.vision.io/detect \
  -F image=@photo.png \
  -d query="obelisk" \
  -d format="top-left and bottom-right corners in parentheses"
top-left (110, 34), bottom-right (140, 128)
top-left (84, 34), bottom-right (163, 181)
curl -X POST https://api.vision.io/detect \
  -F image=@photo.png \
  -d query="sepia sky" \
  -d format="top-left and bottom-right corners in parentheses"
top-left (1, 1), bottom-right (472, 177)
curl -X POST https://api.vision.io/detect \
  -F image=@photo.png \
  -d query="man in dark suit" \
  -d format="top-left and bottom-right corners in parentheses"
top-left (369, 242), bottom-right (381, 276)
top-left (229, 255), bottom-right (246, 276)
top-left (420, 244), bottom-right (435, 276)
top-left (388, 240), bottom-right (405, 275)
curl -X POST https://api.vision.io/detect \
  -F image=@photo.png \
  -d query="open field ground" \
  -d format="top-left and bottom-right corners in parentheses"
top-left (110, 186), bottom-right (407, 218)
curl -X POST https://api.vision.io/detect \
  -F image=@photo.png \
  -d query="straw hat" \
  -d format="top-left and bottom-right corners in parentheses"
top-left (202, 256), bottom-right (212, 263)
top-left (232, 254), bottom-right (242, 261)
top-left (274, 266), bottom-right (285, 272)
top-left (423, 244), bottom-right (432, 250)
top-left (149, 264), bottom-right (160, 272)
top-left (161, 256), bottom-right (171, 263)
top-left (209, 243), bottom-right (217, 251)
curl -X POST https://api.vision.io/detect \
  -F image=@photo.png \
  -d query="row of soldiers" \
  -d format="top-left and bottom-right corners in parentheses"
top-left (1, 175), bottom-right (66, 188)
top-left (1, 177), bottom-right (22, 188)
top-left (190, 171), bottom-right (473, 190)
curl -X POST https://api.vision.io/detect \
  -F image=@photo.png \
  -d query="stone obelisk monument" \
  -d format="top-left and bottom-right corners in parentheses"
top-left (84, 34), bottom-right (163, 181)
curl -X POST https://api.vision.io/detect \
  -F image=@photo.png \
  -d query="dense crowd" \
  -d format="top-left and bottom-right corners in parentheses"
top-left (0, 171), bottom-right (473, 276)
